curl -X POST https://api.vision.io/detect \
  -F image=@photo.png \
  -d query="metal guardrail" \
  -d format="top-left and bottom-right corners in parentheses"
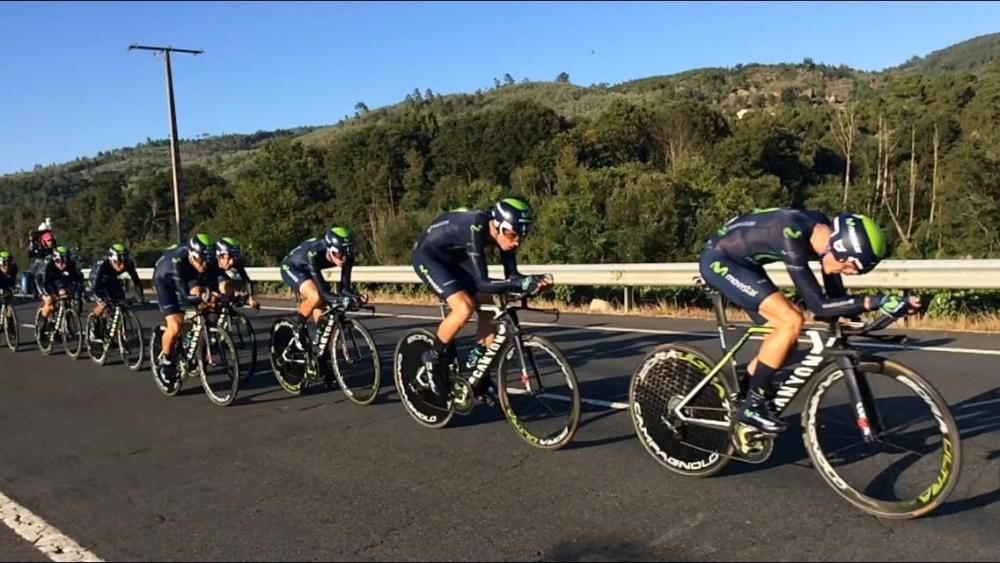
top-left (89, 260), bottom-right (1000, 313)
top-left (123, 260), bottom-right (1000, 290)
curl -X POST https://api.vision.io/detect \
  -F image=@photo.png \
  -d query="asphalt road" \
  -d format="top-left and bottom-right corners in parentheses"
top-left (0, 298), bottom-right (997, 562)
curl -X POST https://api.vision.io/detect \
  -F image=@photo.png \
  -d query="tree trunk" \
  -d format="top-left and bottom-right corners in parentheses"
top-left (894, 174), bottom-right (901, 219)
top-left (907, 125), bottom-right (917, 239)
top-left (871, 115), bottom-right (883, 216)
top-left (833, 105), bottom-right (856, 209)
top-left (930, 123), bottom-right (939, 226)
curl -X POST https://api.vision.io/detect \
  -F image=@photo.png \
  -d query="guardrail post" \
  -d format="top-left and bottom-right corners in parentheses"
top-left (624, 287), bottom-right (632, 314)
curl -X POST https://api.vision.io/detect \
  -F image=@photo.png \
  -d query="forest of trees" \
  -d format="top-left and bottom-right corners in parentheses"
top-left (2, 35), bottom-right (999, 313)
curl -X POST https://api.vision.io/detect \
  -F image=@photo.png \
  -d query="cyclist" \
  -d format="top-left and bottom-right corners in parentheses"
top-left (88, 244), bottom-right (143, 339)
top-left (279, 227), bottom-right (359, 345)
top-left (0, 250), bottom-right (18, 296)
top-left (215, 237), bottom-right (259, 310)
top-left (698, 208), bottom-right (920, 451)
top-left (152, 234), bottom-right (225, 381)
top-left (27, 223), bottom-right (57, 296)
top-left (36, 245), bottom-right (85, 333)
top-left (412, 198), bottom-right (552, 408)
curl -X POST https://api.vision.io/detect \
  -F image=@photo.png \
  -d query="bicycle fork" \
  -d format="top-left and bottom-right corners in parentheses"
top-left (96, 307), bottom-right (123, 348)
top-left (830, 353), bottom-right (881, 442)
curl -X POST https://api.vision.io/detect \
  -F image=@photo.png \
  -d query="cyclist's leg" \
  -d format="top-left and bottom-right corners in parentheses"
top-left (41, 293), bottom-right (55, 318)
top-left (219, 275), bottom-right (237, 301)
top-left (40, 279), bottom-right (61, 319)
top-left (299, 280), bottom-right (324, 324)
top-left (700, 250), bottom-right (790, 436)
top-left (750, 293), bottom-right (803, 387)
top-left (162, 313), bottom-right (184, 361)
top-left (280, 266), bottom-right (318, 322)
top-left (414, 251), bottom-right (474, 347)
top-left (441, 291), bottom-right (476, 345)
top-left (453, 260), bottom-right (497, 348)
top-left (474, 293), bottom-right (496, 344)
top-left (700, 250), bottom-right (802, 394)
top-left (154, 275), bottom-right (183, 362)
top-left (414, 249), bottom-right (473, 401)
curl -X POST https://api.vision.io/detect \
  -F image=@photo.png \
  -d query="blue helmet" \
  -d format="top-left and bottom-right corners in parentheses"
top-left (216, 237), bottom-right (241, 259)
top-left (324, 227), bottom-right (355, 257)
top-left (490, 198), bottom-right (534, 237)
top-left (108, 243), bottom-right (130, 265)
top-left (188, 234), bottom-right (215, 262)
top-left (52, 245), bottom-right (73, 263)
top-left (829, 213), bottom-right (887, 274)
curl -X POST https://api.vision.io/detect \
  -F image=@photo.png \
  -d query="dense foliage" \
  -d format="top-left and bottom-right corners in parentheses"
top-left (3, 34), bottom-right (999, 305)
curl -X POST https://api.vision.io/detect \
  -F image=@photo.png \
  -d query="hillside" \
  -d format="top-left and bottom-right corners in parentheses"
top-left (5, 33), bottom-right (996, 184)
top-left (890, 32), bottom-right (1000, 75)
top-left (2, 32), bottom-right (999, 291)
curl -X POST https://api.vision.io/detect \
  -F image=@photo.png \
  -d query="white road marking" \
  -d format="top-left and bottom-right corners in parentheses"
top-left (260, 306), bottom-right (1000, 357)
top-left (22, 324), bottom-right (35, 329)
top-left (0, 490), bottom-right (103, 562)
top-left (505, 387), bottom-right (629, 410)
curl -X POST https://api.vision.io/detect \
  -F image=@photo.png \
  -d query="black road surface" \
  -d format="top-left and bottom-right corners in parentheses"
top-left (0, 298), bottom-right (997, 561)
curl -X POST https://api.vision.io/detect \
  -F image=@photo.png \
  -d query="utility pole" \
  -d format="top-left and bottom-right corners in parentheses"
top-left (129, 44), bottom-right (203, 244)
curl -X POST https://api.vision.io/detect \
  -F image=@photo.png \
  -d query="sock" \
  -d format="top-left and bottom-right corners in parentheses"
top-left (749, 361), bottom-right (779, 398)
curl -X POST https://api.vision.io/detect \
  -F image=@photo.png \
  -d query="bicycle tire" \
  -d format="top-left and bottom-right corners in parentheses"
top-left (198, 325), bottom-right (240, 407)
top-left (35, 308), bottom-right (54, 356)
top-left (393, 329), bottom-right (453, 429)
top-left (3, 303), bottom-right (19, 352)
top-left (496, 334), bottom-right (580, 450)
top-left (120, 309), bottom-right (145, 371)
top-left (330, 318), bottom-right (381, 405)
top-left (628, 343), bottom-right (735, 478)
top-left (230, 310), bottom-right (257, 385)
top-left (62, 307), bottom-right (83, 360)
top-left (802, 357), bottom-right (962, 519)
top-left (150, 325), bottom-right (183, 396)
top-left (269, 318), bottom-right (307, 395)
top-left (86, 312), bottom-right (108, 365)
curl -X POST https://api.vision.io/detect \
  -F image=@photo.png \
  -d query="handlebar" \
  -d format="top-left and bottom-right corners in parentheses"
top-left (495, 292), bottom-right (561, 322)
top-left (317, 293), bottom-right (374, 316)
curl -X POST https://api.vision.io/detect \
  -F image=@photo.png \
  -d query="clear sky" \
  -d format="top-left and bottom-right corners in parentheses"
top-left (1, 1), bottom-right (998, 175)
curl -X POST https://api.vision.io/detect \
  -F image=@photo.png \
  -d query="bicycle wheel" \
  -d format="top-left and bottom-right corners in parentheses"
top-left (3, 304), bottom-right (19, 352)
top-left (34, 308), bottom-right (54, 356)
top-left (119, 310), bottom-right (145, 371)
top-left (61, 307), bottom-right (83, 360)
top-left (329, 318), bottom-right (381, 405)
top-left (198, 325), bottom-right (240, 406)
top-left (802, 357), bottom-right (962, 519)
top-left (150, 325), bottom-right (183, 396)
top-left (497, 335), bottom-right (581, 450)
top-left (86, 312), bottom-right (108, 365)
top-left (269, 318), bottom-right (308, 395)
top-left (393, 329), bottom-right (453, 429)
top-left (229, 310), bottom-right (257, 385)
top-left (628, 343), bottom-right (735, 477)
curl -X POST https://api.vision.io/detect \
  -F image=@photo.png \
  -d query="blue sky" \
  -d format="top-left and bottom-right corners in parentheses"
top-left (1, 1), bottom-right (998, 175)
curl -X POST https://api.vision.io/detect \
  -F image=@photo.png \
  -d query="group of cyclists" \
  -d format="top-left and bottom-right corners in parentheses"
top-left (0, 199), bottom-right (920, 451)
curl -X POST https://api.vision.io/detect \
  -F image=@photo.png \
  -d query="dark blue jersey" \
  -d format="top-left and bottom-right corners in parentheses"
top-left (706, 208), bottom-right (865, 318)
top-left (413, 210), bottom-right (522, 294)
top-left (280, 239), bottom-right (355, 304)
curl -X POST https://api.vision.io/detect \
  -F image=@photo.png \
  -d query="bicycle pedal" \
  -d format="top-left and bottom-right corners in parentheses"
top-left (451, 381), bottom-right (475, 415)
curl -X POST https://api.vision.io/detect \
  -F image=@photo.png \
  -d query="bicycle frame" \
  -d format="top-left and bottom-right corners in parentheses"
top-left (671, 289), bottom-right (881, 442)
top-left (180, 309), bottom-right (223, 370)
top-left (439, 295), bottom-right (559, 394)
top-left (50, 297), bottom-right (69, 335)
top-left (93, 303), bottom-right (125, 348)
top-left (276, 301), bottom-right (373, 370)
